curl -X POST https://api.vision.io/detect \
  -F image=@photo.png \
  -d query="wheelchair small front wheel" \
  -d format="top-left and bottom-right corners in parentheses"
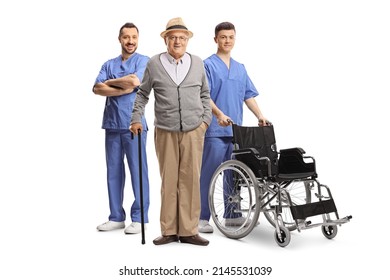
top-left (321, 225), bottom-right (338, 239)
top-left (274, 225), bottom-right (291, 247)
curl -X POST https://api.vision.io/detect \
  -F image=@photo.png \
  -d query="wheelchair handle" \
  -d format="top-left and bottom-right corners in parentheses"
top-left (227, 119), bottom-right (273, 126)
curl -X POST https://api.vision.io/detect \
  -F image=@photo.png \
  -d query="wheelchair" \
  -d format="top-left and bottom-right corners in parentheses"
top-left (208, 123), bottom-right (352, 247)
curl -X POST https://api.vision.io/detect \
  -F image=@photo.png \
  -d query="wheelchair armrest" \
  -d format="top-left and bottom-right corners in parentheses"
top-left (280, 148), bottom-right (315, 164)
top-left (278, 147), bottom-right (317, 177)
top-left (232, 148), bottom-right (260, 157)
top-left (303, 155), bottom-right (316, 164)
top-left (280, 147), bottom-right (306, 155)
top-left (233, 148), bottom-right (272, 163)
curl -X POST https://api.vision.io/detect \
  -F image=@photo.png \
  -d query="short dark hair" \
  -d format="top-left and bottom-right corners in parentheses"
top-left (215, 22), bottom-right (235, 37)
top-left (119, 22), bottom-right (139, 37)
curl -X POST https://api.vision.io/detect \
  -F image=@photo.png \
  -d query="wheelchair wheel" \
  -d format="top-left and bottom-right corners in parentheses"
top-left (274, 225), bottom-right (291, 247)
top-left (209, 160), bottom-right (261, 239)
top-left (264, 180), bottom-right (312, 231)
top-left (322, 225), bottom-right (338, 239)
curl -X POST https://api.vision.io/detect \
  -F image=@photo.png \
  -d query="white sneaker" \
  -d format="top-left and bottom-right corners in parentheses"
top-left (198, 220), bottom-right (214, 233)
top-left (225, 217), bottom-right (251, 227)
top-left (124, 222), bottom-right (145, 234)
top-left (97, 221), bottom-right (125, 231)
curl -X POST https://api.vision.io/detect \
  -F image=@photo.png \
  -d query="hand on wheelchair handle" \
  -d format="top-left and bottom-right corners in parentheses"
top-left (258, 119), bottom-right (272, 126)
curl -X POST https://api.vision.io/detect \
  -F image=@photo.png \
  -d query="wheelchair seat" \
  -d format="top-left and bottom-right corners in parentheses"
top-left (232, 124), bottom-right (317, 180)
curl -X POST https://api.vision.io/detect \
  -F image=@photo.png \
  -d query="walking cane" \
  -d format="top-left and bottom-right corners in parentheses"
top-left (137, 129), bottom-right (146, 244)
top-left (132, 129), bottom-right (146, 244)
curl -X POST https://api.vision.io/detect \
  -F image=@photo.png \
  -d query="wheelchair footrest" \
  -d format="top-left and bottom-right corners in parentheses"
top-left (290, 199), bottom-right (337, 220)
top-left (298, 215), bottom-right (353, 230)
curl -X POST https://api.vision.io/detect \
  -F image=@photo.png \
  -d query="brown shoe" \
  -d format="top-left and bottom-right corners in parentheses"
top-left (179, 234), bottom-right (209, 246)
top-left (153, 235), bottom-right (179, 245)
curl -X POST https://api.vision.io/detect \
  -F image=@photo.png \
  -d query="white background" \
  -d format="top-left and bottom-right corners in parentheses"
top-left (1, 0), bottom-right (389, 279)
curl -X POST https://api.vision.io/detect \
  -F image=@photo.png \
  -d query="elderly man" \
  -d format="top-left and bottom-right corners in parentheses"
top-left (130, 17), bottom-right (212, 246)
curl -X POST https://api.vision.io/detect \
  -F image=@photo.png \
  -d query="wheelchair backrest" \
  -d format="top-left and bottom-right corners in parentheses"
top-left (232, 124), bottom-right (278, 178)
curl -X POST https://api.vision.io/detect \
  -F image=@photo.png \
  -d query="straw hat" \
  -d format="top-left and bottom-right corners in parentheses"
top-left (160, 17), bottom-right (193, 38)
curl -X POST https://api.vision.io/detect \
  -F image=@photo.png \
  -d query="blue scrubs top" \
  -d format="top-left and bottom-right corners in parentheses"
top-left (204, 54), bottom-right (259, 137)
top-left (95, 53), bottom-right (149, 130)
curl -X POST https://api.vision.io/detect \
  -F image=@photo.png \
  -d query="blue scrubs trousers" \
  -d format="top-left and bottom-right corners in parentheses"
top-left (200, 137), bottom-right (233, 221)
top-left (105, 129), bottom-right (150, 223)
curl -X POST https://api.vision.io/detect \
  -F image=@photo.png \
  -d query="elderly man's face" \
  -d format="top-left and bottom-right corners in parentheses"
top-left (165, 31), bottom-right (189, 60)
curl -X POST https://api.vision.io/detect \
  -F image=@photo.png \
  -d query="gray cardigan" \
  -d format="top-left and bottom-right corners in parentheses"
top-left (131, 53), bottom-right (212, 132)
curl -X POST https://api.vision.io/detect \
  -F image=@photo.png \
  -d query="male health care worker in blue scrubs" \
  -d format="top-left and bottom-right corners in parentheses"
top-left (199, 22), bottom-right (269, 233)
top-left (93, 22), bottom-right (150, 234)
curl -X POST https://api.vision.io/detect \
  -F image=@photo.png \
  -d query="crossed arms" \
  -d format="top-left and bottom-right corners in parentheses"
top-left (93, 74), bottom-right (140, 97)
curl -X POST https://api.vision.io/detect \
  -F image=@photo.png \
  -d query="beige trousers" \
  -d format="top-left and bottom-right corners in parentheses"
top-left (154, 123), bottom-right (207, 236)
